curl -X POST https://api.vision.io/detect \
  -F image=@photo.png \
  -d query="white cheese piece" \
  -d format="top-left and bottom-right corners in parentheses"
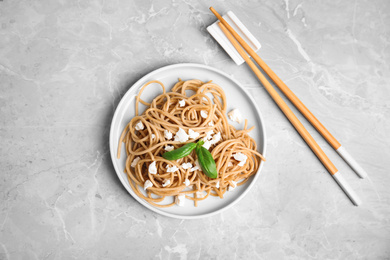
top-left (202, 140), bottom-right (212, 150)
top-left (164, 145), bottom-right (174, 152)
top-left (131, 157), bottom-right (141, 168)
top-left (227, 161), bottom-right (233, 168)
top-left (149, 161), bottom-right (157, 174)
top-left (164, 130), bottom-right (173, 140)
top-left (203, 130), bottom-right (214, 141)
top-left (174, 127), bottom-right (189, 143)
top-left (181, 162), bottom-right (193, 169)
top-left (183, 178), bottom-right (191, 186)
top-left (211, 132), bottom-right (221, 145)
top-left (196, 191), bottom-right (205, 198)
top-left (215, 181), bottom-right (220, 188)
top-left (166, 165), bottom-right (179, 173)
top-left (190, 159), bottom-right (200, 172)
top-left (175, 194), bottom-right (186, 206)
top-left (188, 129), bottom-right (200, 139)
top-left (233, 152), bottom-right (247, 166)
top-left (144, 180), bottom-right (153, 190)
top-left (135, 120), bottom-right (144, 131)
top-left (162, 179), bottom-right (171, 187)
top-left (151, 134), bottom-right (156, 140)
top-left (195, 159), bottom-right (201, 168)
top-left (189, 167), bottom-right (198, 172)
top-left (228, 181), bottom-right (237, 191)
top-left (208, 121), bottom-right (214, 126)
top-left (200, 110), bottom-right (208, 118)
top-left (228, 108), bottom-right (243, 123)
top-left (178, 99), bottom-right (185, 107)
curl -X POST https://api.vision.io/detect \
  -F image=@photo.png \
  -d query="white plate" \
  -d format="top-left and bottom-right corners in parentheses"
top-left (109, 63), bottom-right (267, 219)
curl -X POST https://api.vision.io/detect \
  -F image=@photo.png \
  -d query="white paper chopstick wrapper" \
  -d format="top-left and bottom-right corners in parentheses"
top-left (332, 171), bottom-right (362, 206)
top-left (207, 11), bottom-right (261, 65)
top-left (336, 146), bottom-right (367, 178)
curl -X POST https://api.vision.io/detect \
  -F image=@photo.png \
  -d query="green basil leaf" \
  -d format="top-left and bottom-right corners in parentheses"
top-left (162, 143), bottom-right (197, 160)
top-left (195, 145), bottom-right (218, 179)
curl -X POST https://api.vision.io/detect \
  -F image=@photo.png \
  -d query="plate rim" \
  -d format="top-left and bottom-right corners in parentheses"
top-left (109, 62), bottom-right (267, 219)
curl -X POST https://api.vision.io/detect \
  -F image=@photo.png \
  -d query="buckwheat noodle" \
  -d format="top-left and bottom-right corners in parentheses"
top-left (117, 79), bottom-right (265, 207)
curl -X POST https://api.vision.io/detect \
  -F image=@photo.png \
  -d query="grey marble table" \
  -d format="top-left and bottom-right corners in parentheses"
top-left (1, 0), bottom-right (389, 259)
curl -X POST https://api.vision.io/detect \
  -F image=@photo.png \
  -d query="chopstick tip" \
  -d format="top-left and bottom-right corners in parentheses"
top-left (209, 6), bottom-right (221, 19)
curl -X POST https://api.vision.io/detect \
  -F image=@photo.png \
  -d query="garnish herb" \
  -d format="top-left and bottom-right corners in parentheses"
top-left (195, 141), bottom-right (218, 179)
top-left (162, 140), bottom-right (218, 179)
top-left (162, 143), bottom-right (197, 160)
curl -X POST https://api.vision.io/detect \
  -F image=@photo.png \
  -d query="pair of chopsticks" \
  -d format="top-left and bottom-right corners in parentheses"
top-left (210, 7), bottom-right (366, 206)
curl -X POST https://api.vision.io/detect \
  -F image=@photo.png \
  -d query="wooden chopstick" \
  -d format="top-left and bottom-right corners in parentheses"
top-left (213, 13), bottom-right (361, 205)
top-left (209, 7), bottom-right (367, 179)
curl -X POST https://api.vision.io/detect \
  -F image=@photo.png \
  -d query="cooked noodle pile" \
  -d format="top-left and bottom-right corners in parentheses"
top-left (118, 79), bottom-right (265, 207)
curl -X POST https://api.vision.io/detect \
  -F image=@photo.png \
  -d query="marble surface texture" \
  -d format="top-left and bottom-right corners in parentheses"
top-left (1, 0), bottom-right (390, 259)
